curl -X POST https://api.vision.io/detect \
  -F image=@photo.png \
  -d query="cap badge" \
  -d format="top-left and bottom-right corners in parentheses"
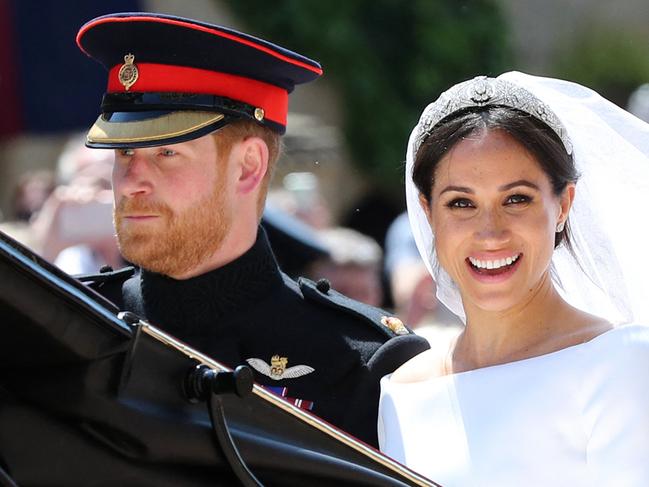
top-left (118, 53), bottom-right (139, 91)
top-left (246, 355), bottom-right (315, 381)
top-left (254, 107), bottom-right (265, 121)
top-left (381, 316), bottom-right (409, 335)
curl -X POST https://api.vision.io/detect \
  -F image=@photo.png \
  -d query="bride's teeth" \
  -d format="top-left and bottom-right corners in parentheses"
top-left (470, 254), bottom-right (520, 270)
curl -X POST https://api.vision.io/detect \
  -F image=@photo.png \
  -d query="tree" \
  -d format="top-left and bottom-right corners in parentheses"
top-left (227, 0), bottom-right (512, 193)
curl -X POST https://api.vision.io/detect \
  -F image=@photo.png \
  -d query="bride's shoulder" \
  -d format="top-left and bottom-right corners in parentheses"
top-left (582, 324), bottom-right (649, 371)
top-left (390, 325), bottom-right (462, 383)
top-left (597, 323), bottom-right (649, 349)
top-left (587, 323), bottom-right (649, 346)
top-left (578, 325), bottom-right (649, 397)
top-left (558, 309), bottom-right (649, 354)
top-left (390, 347), bottom-right (450, 383)
top-left (389, 348), bottom-right (440, 383)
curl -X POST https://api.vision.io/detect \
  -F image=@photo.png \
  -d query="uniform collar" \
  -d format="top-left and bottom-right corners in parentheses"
top-left (138, 227), bottom-right (283, 339)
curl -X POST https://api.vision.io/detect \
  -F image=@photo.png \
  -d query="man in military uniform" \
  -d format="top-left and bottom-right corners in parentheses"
top-left (76, 12), bottom-right (429, 447)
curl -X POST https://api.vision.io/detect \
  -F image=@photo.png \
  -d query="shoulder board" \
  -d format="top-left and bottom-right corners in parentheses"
top-left (76, 266), bottom-right (137, 285)
top-left (297, 277), bottom-right (413, 339)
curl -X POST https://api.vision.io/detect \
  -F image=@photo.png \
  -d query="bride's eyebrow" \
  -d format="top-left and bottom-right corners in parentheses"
top-left (438, 180), bottom-right (540, 196)
top-left (438, 185), bottom-right (474, 195)
top-left (498, 179), bottom-right (540, 192)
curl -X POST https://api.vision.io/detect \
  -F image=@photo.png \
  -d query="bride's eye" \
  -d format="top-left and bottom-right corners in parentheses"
top-left (505, 194), bottom-right (531, 205)
top-left (447, 198), bottom-right (474, 209)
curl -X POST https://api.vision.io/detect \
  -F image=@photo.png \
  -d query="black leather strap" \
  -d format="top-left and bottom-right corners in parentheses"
top-left (208, 394), bottom-right (263, 487)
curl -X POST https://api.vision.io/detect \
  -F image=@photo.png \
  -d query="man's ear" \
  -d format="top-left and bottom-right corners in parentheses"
top-left (235, 136), bottom-right (269, 195)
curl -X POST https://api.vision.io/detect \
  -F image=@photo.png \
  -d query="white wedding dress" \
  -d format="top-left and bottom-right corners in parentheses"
top-left (378, 325), bottom-right (649, 487)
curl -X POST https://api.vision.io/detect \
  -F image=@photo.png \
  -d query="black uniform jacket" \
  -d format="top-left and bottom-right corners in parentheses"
top-left (83, 229), bottom-right (429, 446)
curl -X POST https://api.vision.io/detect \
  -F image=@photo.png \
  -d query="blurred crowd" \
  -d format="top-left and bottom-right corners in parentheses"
top-left (3, 80), bottom-right (648, 344)
top-left (1, 135), bottom-right (123, 274)
top-left (264, 171), bottom-right (463, 345)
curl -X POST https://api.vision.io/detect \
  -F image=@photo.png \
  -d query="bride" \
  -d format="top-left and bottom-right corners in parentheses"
top-left (378, 72), bottom-right (649, 486)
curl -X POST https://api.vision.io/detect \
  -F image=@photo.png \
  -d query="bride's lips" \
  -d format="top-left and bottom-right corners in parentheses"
top-left (466, 253), bottom-right (523, 283)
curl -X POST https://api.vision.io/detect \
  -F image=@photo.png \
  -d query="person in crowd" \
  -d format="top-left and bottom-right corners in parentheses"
top-left (379, 73), bottom-right (649, 485)
top-left (0, 170), bottom-right (55, 249)
top-left (384, 212), bottom-right (461, 348)
top-left (11, 170), bottom-right (55, 223)
top-left (306, 227), bottom-right (383, 307)
top-left (31, 134), bottom-right (122, 273)
top-left (75, 12), bottom-right (428, 447)
top-left (261, 203), bottom-right (331, 278)
top-left (273, 172), bottom-right (333, 230)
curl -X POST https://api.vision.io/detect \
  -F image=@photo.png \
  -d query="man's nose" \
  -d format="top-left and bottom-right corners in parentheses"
top-left (115, 152), bottom-right (154, 198)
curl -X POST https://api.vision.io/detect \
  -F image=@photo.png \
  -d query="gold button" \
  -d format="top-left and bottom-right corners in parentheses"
top-left (381, 316), bottom-right (408, 335)
top-left (254, 108), bottom-right (265, 121)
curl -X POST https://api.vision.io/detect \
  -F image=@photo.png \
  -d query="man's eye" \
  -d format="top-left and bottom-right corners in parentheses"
top-left (161, 149), bottom-right (176, 157)
top-left (119, 148), bottom-right (134, 157)
top-left (506, 194), bottom-right (531, 205)
top-left (447, 198), bottom-right (474, 209)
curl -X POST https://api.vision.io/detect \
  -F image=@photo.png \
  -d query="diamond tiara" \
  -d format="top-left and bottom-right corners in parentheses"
top-left (412, 76), bottom-right (573, 157)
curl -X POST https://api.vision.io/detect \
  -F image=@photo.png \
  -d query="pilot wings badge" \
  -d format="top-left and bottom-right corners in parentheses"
top-left (246, 355), bottom-right (314, 381)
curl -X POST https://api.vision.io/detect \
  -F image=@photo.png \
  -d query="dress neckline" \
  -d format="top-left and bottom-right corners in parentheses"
top-left (445, 324), bottom-right (642, 378)
top-left (391, 324), bottom-right (643, 385)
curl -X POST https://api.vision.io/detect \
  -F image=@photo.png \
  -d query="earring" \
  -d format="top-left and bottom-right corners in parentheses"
top-left (556, 221), bottom-right (565, 233)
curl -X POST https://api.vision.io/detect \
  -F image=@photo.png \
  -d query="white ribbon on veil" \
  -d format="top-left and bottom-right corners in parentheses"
top-left (405, 71), bottom-right (649, 325)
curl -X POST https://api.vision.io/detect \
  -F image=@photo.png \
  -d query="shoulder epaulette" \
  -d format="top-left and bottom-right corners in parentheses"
top-left (297, 277), bottom-right (413, 339)
top-left (76, 266), bottom-right (137, 285)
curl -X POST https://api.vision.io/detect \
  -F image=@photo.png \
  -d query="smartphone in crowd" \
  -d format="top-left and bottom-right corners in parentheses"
top-left (58, 200), bottom-right (114, 241)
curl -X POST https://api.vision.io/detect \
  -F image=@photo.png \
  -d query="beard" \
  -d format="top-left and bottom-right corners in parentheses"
top-left (114, 181), bottom-right (231, 277)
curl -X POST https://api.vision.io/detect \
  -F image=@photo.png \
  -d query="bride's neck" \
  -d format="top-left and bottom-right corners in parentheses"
top-left (455, 273), bottom-right (569, 370)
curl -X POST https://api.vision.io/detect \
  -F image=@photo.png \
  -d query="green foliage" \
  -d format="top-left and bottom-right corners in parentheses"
top-left (226, 0), bottom-right (511, 192)
top-left (554, 27), bottom-right (649, 107)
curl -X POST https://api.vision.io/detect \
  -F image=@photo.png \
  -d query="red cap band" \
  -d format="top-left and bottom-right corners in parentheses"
top-left (107, 63), bottom-right (289, 126)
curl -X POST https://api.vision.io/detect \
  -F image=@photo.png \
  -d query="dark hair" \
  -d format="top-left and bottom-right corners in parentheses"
top-left (412, 106), bottom-right (579, 250)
